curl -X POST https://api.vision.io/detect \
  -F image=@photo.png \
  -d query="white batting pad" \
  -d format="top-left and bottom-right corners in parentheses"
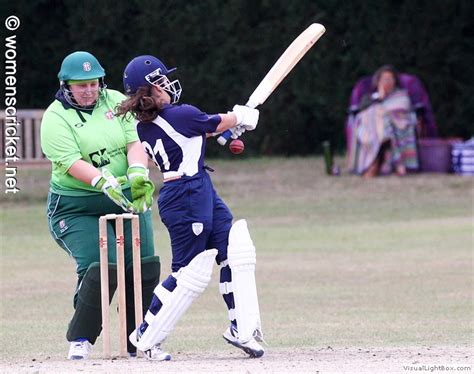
top-left (134, 249), bottom-right (217, 351)
top-left (227, 219), bottom-right (263, 342)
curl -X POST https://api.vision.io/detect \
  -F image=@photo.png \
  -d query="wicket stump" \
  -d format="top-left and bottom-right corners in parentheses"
top-left (99, 213), bottom-right (143, 359)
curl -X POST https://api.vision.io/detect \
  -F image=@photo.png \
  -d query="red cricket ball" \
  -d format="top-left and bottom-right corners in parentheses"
top-left (229, 139), bottom-right (245, 154)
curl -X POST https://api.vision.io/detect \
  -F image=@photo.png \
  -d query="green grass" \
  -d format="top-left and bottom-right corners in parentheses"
top-left (1, 157), bottom-right (472, 360)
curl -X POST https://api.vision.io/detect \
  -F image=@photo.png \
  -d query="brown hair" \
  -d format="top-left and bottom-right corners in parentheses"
top-left (115, 85), bottom-right (166, 122)
top-left (371, 64), bottom-right (400, 90)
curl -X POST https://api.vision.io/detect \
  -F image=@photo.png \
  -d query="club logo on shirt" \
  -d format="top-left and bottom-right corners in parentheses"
top-left (105, 110), bottom-right (114, 120)
top-left (89, 148), bottom-right (110, 168)
top-left (192, 222), bottom-right (204, 236)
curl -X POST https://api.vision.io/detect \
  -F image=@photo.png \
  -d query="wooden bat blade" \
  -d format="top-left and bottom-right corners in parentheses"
top-left (246, 23), bottom-right (326, 108)
top-left (217, 23), bottom-right (326, 145)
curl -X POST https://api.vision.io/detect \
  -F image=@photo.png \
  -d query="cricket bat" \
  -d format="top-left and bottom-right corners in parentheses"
top-left (217, 23), bottom-right (326, 145)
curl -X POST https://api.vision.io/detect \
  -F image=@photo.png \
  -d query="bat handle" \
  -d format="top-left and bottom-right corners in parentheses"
top-left (217, 130), bottom-right (232, 145)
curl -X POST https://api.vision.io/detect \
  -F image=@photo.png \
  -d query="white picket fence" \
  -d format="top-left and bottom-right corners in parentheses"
top-left (1, 109), bottom-right (46, 163)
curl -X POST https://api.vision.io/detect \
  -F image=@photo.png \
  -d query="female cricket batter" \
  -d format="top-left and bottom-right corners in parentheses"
top-left (40, 51), bottom-right (164, 360)
top-left (116, 55), bottom-right (264, 359)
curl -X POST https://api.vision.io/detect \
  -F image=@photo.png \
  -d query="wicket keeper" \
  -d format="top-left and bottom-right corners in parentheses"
top-left (40, 51), bottom-right (161, 360)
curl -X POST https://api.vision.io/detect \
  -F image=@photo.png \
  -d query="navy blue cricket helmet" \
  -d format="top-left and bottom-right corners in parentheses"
top-left (123, 55), bottom-right (182, 103)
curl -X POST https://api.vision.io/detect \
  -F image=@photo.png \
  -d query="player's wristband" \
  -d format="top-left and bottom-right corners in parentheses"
top-left (91, 175), bottom-right (104, 189)
top-left (127, 163), bottom-right (149, 181)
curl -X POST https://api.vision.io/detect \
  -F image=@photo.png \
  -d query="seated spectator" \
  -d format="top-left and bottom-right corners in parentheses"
top-left (347, 65), bottom-right (419, 177)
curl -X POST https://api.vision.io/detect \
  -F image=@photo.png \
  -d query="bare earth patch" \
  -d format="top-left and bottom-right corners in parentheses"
top-left (2, 346), bottom-right (471, 373)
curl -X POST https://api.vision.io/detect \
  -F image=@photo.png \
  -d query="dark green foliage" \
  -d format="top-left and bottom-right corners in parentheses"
top-left (5, 0), bottom-right (473, 155)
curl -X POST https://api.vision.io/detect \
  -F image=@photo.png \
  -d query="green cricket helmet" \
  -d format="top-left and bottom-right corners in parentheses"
top-left (58, 51), bottom-right (105, 82)
top-left (58, 51), bottom-right (107, 109)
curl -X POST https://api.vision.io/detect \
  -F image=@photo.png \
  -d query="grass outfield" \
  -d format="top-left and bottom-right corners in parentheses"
top-left (0, 157), bottom-right (472, 361)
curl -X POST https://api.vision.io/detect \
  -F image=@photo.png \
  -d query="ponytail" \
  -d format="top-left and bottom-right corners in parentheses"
top-left (116, 86), bottom-right (165, 122)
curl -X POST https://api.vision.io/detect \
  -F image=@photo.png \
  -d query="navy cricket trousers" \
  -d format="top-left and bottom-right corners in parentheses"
top-left (158, 171), bottom-right (233, 272)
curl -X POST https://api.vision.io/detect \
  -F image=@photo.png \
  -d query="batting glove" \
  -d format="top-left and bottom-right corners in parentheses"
top-left (229, 124), bottom-right (246, 139)
top-left (92, 168), bottom-right (134, 212)
top-left (232, 105), bottom-right (259, 131)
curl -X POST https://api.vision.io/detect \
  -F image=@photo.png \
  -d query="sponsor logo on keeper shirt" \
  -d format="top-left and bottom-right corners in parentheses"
top-left (89, 148), bottom-right (110, 168)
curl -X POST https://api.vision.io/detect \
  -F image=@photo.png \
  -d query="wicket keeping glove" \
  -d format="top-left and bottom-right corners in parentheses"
top-left (126, 163), bottom-right (150, 182)
top-left (130, 178), bottom-right (155, 213)
top-left (92, 168), bottom-right (134, 212)
top-left (126, 163), bottom-right (155, 212)
top-left (232, 105), bottom-right (259, 131)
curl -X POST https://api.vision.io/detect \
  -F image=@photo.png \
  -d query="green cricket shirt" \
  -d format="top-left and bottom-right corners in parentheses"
top-left (41, 89), bottom-right (138, 196)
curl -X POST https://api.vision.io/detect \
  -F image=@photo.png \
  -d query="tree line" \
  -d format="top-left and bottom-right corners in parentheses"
top-left (8, 0), bottom-right (473, 155)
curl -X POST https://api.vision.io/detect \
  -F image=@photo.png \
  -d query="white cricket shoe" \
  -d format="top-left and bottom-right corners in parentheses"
top-left (67, 339), bottom-right (92, 360)
top-left (129, 328), bottom-right (171, 361)
top-left (223, 325), bottom-right (265, 358)
top-left (143, 344), bottom-right (172, 361)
